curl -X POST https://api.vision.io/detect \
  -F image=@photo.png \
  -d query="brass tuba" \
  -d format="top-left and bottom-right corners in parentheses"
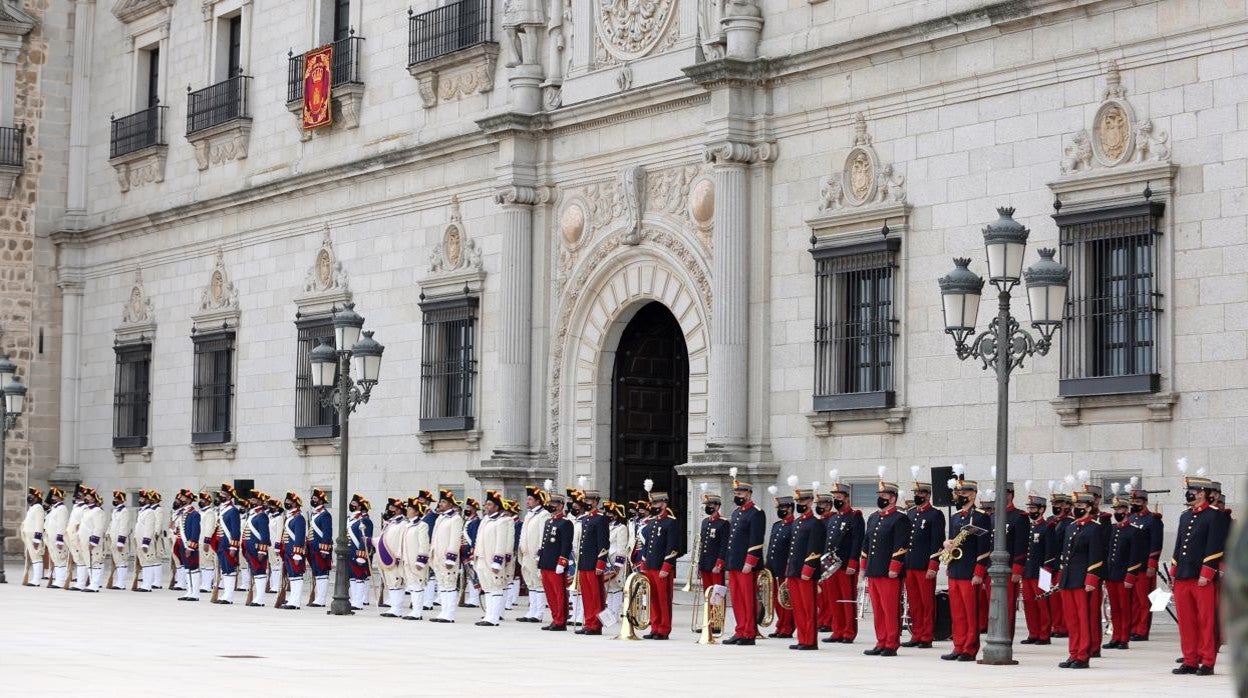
top-left (698, 585), bottom-right (727, 645)
top-left (617, 571), bottom-right (652, 641)
top-left (756, 568), bottom-right (776, 628)
top-left (777, 579), bottom-right (792, 610)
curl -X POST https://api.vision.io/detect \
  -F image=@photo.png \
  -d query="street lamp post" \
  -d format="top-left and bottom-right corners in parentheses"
top-left (309, 302), bottom-right (384, 615)
top-left (0, 354), bottom-right (27, 584)
top-left (937, 207), bottom-right (1070, 665)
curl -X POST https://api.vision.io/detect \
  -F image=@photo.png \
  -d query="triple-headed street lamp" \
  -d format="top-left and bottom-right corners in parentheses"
top-left (308, 302), bottom-right (384, 615)
top-left (937, 207), bottom-right (1070, 665)
top-left (0, 354), bottom-right (26, 584)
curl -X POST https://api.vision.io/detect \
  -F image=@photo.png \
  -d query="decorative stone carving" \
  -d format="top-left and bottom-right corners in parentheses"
top-left (616, 166), bottom-right (646, 245)
top-left (721, 0), bottom-right (764, 60)
top-left (120, 268), bottom-right (154, 326)
top-left (817, 113), bottom-right (905, 211)
top-left (689, 177), bottom-right (714, 232)
top-left (187, 119), bottom-right (251, 171)
top-left (616, 66), bottom-right (633, 92)
top-left (110, 146), bottom-right (168, 193)
top-left (503, 0), bottom-right (545, 68)
top-left (111, 0), bottom-right (174, 24)
top-left (595, 0), bottom-right (678, 65)
top-left (559, 202), bottom-right (586, 248)
top-left (429, 196), bottom-right (483, 274)
top-left (1061, 61), bottom-right (1170, 174)
top-left (698, 0), bottom-right (726, 60)
top-left (408, 42), bottom-right (499, 109)
top-left (198, 248), bottom-right (238, 312)
top-left (703, 139), bottom-right (779, 167)
top-left (304, 224), bottom-right (349, 293)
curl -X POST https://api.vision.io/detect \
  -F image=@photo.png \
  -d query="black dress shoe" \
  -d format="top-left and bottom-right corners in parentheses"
top-left (768, 632), bottom-right (792, 639)
top-left (107, 586), bottom-right (123, 590)
top-left (1035, 639), bottom-right (1051, 645)
top-left (863, 647), bottom-right (884, 656)
top-left (649, 633), bottom-right (665, 640)
top-left (736, 639), bottom-right (756, 646)
top-left (548, 625), bottom-right (567, 632)
top-left (1102, 641), bottom-right (1119, 649)
top-left (1020, 638), bottom-right (1038, 645)
top-left (642, 633), bottom-right (655, 639)
top-left (1129, 633), bottom-right (1147, 642)
top-left (246, 602), bottom-right (263, 607)
top-left (279, 604), bottom-right (299, 610)
top-left (879, 648), bottom-right (897, 657)
top-left (171, 586), bottom-right (185, 592)
top-left (1069, 660), bottom-right (1089, 669)
top-left (818, 625), bottom-right (832, 633)
top-left (428, 618), bottom-right (453, 623)
top-left (821, 636), bottom-right (838, 643)
top-left (722, 636), bottom-right (740, 645)
top-left (475, 621), bottom-right (499, 627)
top-left (1196, 666), bottom-right (1214, 676)
top-left (1058, 660), bottom-right (1073, 668)
top-left (576, 629), bottom-right (588, 635)
top-left (789, 644), bottom-right (817, 650)
top-left (1173, 665), bottom-right (1198, 675)
top-left (916, 642), bottom-right (933, 648)
top-left (309, 603), bottom-right (325, 608)
top-left (134, 588), bottom-right (151, 592)
top-left (380, 612), bottom-right (397, 618)
top-left (901, 640), bottom-right (921, 647)
top-left (840, 638), bottom-right (854, 644)
top-left (351, 606), bottom-right (364, 611)
top-left (941, 652), bottom-right (961, 661)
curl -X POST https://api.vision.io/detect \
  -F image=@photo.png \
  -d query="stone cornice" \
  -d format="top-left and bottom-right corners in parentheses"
top-left (681, 57), bottom-right (770, 88)
top-left (0, 1), bottom-right (36, 37)
top-left (702, 139), bottom-right (778, 166)
top-left (110, 0), bottom-right (173, 25)
top-left (475, 111), bottom-right (550, 138)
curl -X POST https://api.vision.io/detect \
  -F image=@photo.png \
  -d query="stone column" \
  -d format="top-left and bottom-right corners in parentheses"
top-left (49, 278), bottom-right (83, 490)
top-left (493, 185), bottom-right (540, 454)
top-left (65, 0), bottom-right (96, 229)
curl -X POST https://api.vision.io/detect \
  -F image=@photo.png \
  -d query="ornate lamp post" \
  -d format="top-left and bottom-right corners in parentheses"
top-left (937, 207), bottom-right (1069, 664)
top-left (0, 354), bottom-right (26, 584)
top-left (308, 302), bottom-right (384, 615)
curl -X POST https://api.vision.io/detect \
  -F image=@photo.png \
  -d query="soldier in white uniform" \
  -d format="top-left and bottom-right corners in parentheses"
top-left (152, 490), bottom-right (172, 589)
top-left (43, 487), bottom-right (71, 589)
top-left (266, 496), bottom-right (285, 593)
top-left (516, 482), bottom-right (552, 622)
top-left (605, 500), bottom-right (631, 618)
top-left (78, 488), bottom-right (110, 592)
top-left (428, 489), bottom-right (465, 623)
top-left (376, 498), bottom-right (408, 618)
top-left (20, 487), bottom-right (46, 586)
top-left (503, 499), bottom-right (523, 610)
top-left (168, 489), bottom-right (193, 592)
top-left (66, 486), bottom-right (87, 590)
top-left (196, 490), bottom-right (218, 595)
top-left (473, 491), bottom-right (517, 627)
top-left (132, 489), bottom-right (164, 591)
top-left (105, 489), bottom-right (134, 590)
top-left (401, 498), bottom-right (432, 620)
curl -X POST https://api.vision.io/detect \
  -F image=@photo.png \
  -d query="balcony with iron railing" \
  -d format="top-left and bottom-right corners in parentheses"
top-left (187, 74), bottom-right (252, 135)
top-left (110, 104), bottom-right (168, 159)
top-left (406, 0), bottom-right (497, 109)
top-left (286, 33), bottom-right (365, 104)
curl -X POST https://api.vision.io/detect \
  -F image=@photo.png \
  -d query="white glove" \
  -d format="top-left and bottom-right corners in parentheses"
top-left (555, 564), bottom-right (565, 574)
top-left (293, 554), bottom-right (303, 561)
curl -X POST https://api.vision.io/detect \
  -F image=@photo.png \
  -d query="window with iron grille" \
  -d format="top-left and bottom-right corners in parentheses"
top-left (1056, 201), bottom-right (1163, 397)
top-left (420, 295), bottom-right (478, 432)
top-left (812, 239), bottom-right (899, 411)
top-left (113, 342), bottom-right (152, 449)
top-left (192, 330), bottom-right (235, 444)
top-left (294, 314), bottom-right (338, 439)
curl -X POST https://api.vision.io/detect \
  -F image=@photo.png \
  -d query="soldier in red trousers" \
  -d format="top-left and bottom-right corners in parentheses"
top-left (785, 484), bottom-right (824, 651)
top-left (1170, 476), bottom-right (1228, 676)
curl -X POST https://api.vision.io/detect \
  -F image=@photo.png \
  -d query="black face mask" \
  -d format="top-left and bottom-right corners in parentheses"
top-left (545, 505), bottom-right (558, 514)
top-left (776, 508), bottom-right (791, 518)
top-left (814, 505), bottom-right (829, 516)
top-left (954, 496), bottom-right (969, 509)
top-left (649, 506), bottom-right (662, 516)
top-left (733, 496), bottom-right (746, 506)
top-left (1073, 508), bottom-right (1087, 518)
top-left (1051, 505), bottom-right (1061, 516)
top-left (704, 505), bottom-right (716, 515)
top-left (1130, 504), bottom-right (1143, 513)
top-left (1113, 512), bottom-right (1126, 522)
top-left (284, 502), bottom-right (294, 511)
top-left (877, 497), bottom-right (890, 510)
top-left (1184, 491), bottom-right (1196, 503)
top-left (796, 503), bottom-right (809, 514)
top-left (913, 495), bottom-right (927, 506)
top-left (1028, 510), bottom-right (1041, 520)
top-left (833, 499), bottom-right (846, 510)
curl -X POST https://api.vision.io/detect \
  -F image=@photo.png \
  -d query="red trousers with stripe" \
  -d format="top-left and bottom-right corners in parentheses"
top-left (642, 569), bottom-right (673, 636)
top-left (903, 569), bottom-right (936, 642)
top-left (728, 570), bottom-right (757, 639)
top-left (948, 579), bottom-right (980, 656)
top-left (1020, 578), bottom-right (1051, 640)
top-left (1174, 578), bottom-right (1218, 667)
top-left (541, 570), bottom-right (568, 627)
top-left (578, 570), bottom-right (605, 632)
top-left (1087, 582), bottom-right (1103, 654)
top-left (773, 578), bottom-right (794, 635)
top-left (789, 576), bottom-right (818, 647)
top-left (868, 576), bottom-right (902, 650)
top-left (1131, 571), bottom-right (1155, 638)
top-left (828, 569), bottom-right (858, 640)
top-left (1105, 580), bottom-right (1133, 643)
top-left (700, 570), bottom-right (724, 590)
top-left (1061, 587), bottom-right (1092, 662)
top-left (1049, 587), bottom-right (1066, 634)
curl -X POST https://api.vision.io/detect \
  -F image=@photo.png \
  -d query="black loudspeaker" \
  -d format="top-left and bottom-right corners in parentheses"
top-left (931, 466), bottom-right (954, 508)
top-left (233, 478), bottom-right (255, 500)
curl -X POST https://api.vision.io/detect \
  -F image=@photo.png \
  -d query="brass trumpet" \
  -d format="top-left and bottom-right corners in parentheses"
top-left (617, 571), bottom-right (652, 641)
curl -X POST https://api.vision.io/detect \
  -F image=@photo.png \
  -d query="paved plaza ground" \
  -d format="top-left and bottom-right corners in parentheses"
top-left (0, 565), bottom-right (1235, 697)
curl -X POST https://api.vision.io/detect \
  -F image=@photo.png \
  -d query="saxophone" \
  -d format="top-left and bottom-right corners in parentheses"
top-left (936, 527), bottom-right (974, 565)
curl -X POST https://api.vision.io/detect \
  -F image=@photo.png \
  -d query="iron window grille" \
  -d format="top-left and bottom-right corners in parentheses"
top-left (113, 342), bottom-right (152, 449)
top-left (408, 0), bottom-right (494, 66)
top-left (192, 330), bottom-right (235, 444)
top-left (294, 314), bottom-right (338, 439)
top-left (286, 34), bottom-right (365, 103)
top-left (812, 238), bottom-right (899, 411)
top-left (110, 105), bottom-right (168, 159)
top-left (0, 126), bottom-right (22, 167)
top-left (419, 295), bottom-right (478, 432)
top-left (187, 75), bottom-right (251, 135)
top-left (1056, 201), bottom-right (1163, 397)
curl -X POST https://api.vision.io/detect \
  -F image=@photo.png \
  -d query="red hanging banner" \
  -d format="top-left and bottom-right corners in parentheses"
top-left (301, 45), bottom-right (333, 131)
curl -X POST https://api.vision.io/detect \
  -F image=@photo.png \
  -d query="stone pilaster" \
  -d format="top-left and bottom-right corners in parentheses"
top-left (49, 273), bottom-right (83, 491)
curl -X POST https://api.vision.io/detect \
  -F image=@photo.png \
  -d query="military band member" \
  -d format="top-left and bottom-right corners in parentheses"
top-left (822, 478), bottom-right (864, 644)
top-left (1047, 491), bottom-right (1074, 638)
top-left (505, 499), bottom-right (524, 610)
top-left (1002, 482), bottom-right (1029, 638)
top-left (415, 489), bottom-right (440, 611)
top-left (347, 494), bottom-right (374, 611)
top-left (814, 489), bottom-right (836, 633)
top-left (77, 488), bottom-right (109, 593)
top-left (724, 474), bottom-right (765, 645)
top-left (266, 496), bottom-right (285, 594)
top-left (1020, 488), bottom-right (1054, 645)
top-left (1081, 482), bottom-right (1112, 657)
top-left (131, 489), bottom-right (161, 591)
top-left (169, 489), bottom-right (193, 592)
top-left (942, 478), bottom-right (990, 662)
top-left (461, 498), bottom-right (482, 609)
top-left (628, 500), bottom-right (647, 570)
top-left (66, 485), bottom-right (87, 591)
top-left (1170, 476), bottom-right (1228, 676)
top-left (575, 488), bottom-right (611, 636)
top-left (243, 491), bottom-right (271, 607)
top-left (175, 490), bottom-right (203, 602)
top-left (429, 489), bottom-right (466, 623)
top-left (977, 489), bottom-right (998, 634)
top-left (538, 491), bottom-right (574, 631)
top-left (279, 491), bottom-right (308, 610)
top-left (400, 498), bottom-right (431, 619)
top-left (21, 487), bottom-right (46, 586)
top-left (1127, 482), bottom-right (1163, 641)
top-left (696, 490), bottom-right (729, 591)
top-left (1055, 491), bottom-right (1103, 669)
top-left (375, 498), bottom-right (405, 616)
top-left (786, 482), bottom-right (824, 651)
top-left (902, 473), bottom-right (945, 648)
top-left (213, 484), bottom-right (242, 604)
top-left (196, 490), bottom-right (218, 596)
top-left (765, 488), bottom-right (795, 639)
top-left (604, 501), bottom-right (630, 619)
top-left (305, 488), bottom-right (333, 608)
top-left (1104, 493), bottom-right (1146, 649)
top-left (861, 476), bottom-right (911, 657)
top-left (473, 491), bottom-right (516, 626)
top-left (568, 489), bottom-right (585, 626)
top-left (104, 490), bottom-right (132, 590)
top-left (517, 483), bottom-right (552, 623)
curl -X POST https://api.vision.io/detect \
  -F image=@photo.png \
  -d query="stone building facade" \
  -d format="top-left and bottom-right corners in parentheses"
top-left (10, 0), bottom-right (1248, 549)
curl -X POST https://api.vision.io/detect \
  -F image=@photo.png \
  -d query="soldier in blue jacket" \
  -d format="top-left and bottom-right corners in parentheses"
top-left (941, 478), bottom-right (991, 662)
top-left (638, 490), bottom-right (678, 640)
top-left (1020, 490), bottom-right (1055, 645)
top-left (347, 493), bottom-right (374, 611)
top-left (1170, 476), bottom-right (1228, 676)
top-left (822, 480), bottom-right (864, 644)
top-left (784, 485), bottom-right (824, 651)
top-left (723, 476), bottom-right (765, 646)
top-left (1104, 494), bottom-right (1146, 650)
top-left (575, 488), bottom-right (612, 636)
top-left (176, 490), bottom-right (202, 603)
top-left (279, 490), bottom-right (308, 610)
top-left (1127, 483), bottom-right (1163, 641)
top-left (695, 490), bottom-right (728, 591)
top-left (307, 488), bottom-right (333, 608)
top-left (213, 483), bottom-right (242, 605)
top-left (242, 490), bottom-right (271, 607)
top-left (764, 490), bottom-right (795, 639)
top-left (1055, 491), bottom-right (1103, 669)
top-left (861, 478), bottom-right (911, 657)
top-left (462, 498), bottom-right (482, 608)
top-left (537, 491), bottom-right (574, 631)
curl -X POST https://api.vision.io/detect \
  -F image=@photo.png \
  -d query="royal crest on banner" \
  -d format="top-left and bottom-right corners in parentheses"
top-left (302, 45), bottom-right (334, 130)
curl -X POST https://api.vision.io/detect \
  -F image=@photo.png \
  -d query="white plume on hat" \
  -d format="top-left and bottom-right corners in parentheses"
top-left (812, 481), bottom-right (821, 492)
top-left (577, 475), bottom-right (588, 488)
top-left (911, 465), bottom-right (921, 480)
top-left (1129, 476), bottom-right (1139, 489)
top-left (946, 478), bottom-right (958, 491)
top-left (983, 488), bottom-right (996, 501)
top-left (1076, 470), bottom-right (1088, 484)
top-left (1111, 482), bottom-right (1121, 495)
top-left (1063, 474), bottom-right (1075, 487)
top-left (767, 485), bottom-right (778, 496)
top-left (643, 478), bottom-right (653, 493)
top-left (1176, 457), bottom-right (1188, 474)
top-left (700, 482), bottom-right (708, 493)
top-left (1025, 480), bottom-right (1034, 495)
top-left (786, 474), bottom-right (800, 488)
top-left (877, 465), bottom-right (887, 480)
top-left (543, 479), bottom-right (553, 492)
top-left (829, 468), bottom-right (839, 482)
top-left (1197, 467), bottom-right (1207, 477)
top-left (952, 464), bottom-right (965, 477)
top-left (729, 466), bottom-right (739, 479)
